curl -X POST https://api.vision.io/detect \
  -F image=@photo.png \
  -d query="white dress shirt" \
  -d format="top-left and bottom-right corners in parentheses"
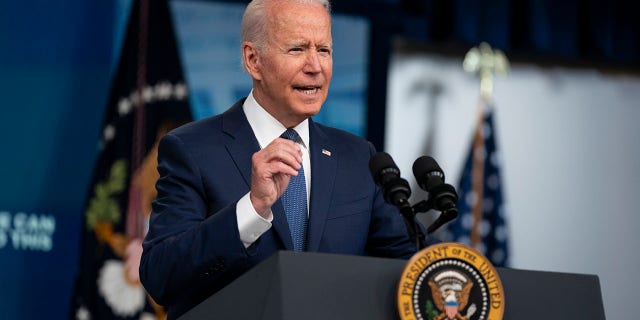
top-left (236, 91), bottom-right (311, 248)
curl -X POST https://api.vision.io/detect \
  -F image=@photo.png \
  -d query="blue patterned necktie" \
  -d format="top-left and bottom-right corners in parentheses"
top-left (280, 129), bottom-right (308, 251)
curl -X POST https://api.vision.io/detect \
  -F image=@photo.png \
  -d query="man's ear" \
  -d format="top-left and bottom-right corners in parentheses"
top-left (242, 42), bottom-right (262, 80)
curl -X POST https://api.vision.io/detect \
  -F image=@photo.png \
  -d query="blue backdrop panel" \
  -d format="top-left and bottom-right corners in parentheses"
top-left (0, 1), bottom-right (116, 319)
top-left (0, 0), bottom-right (369, 318)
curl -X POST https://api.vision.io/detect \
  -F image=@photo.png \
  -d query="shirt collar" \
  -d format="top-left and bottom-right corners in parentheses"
top-left (242, 90), bottom-right (310, 150)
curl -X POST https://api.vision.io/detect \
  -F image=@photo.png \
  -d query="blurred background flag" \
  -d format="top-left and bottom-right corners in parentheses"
top-left (443, 103), bottom-right (509, 267)
top-left (441, 43), bottom-right (509, 267)
top-left (70, 0), bottom-right (192, 319)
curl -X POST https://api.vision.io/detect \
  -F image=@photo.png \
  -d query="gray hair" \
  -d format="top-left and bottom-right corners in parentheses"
top-left (240, 0), bottom-right (331, 70)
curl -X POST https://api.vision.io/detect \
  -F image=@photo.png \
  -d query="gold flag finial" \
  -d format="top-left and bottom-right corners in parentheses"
top-left (463, 42), bottom-right (509, 101)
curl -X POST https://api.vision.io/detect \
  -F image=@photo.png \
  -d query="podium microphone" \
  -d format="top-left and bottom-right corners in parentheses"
top-left (369, 152), bottom-right (412, 211)
top-left (370, 152), bottom-right (427, 249)
top-left (412, 156), bottom-right (459, 233)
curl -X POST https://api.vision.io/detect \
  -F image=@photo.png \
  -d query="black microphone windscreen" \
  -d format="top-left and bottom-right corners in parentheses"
top-left (412, 156), bottom-right (445, 190)
top-left (369, 152), bottom-right (399, 184)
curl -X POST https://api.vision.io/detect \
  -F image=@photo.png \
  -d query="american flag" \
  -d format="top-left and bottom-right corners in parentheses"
top-left (442, 103), bottom-right (509, 267)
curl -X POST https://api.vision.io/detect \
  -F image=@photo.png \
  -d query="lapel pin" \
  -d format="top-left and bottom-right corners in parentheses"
top-left (321, 149), bottom-right (332, 157)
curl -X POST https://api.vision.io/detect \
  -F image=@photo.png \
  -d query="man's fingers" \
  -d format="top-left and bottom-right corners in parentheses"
top-left (249, 137), bottom-right (305, 213)
top-left (273, 161), bottom-right (300, 177)
top-left (252, 153), bottom-right (300, 178)
top-left (256, 139), bottom-right (302, 170)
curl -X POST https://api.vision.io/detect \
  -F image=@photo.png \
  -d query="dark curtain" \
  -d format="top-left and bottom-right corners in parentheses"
top-left (399, 0), bottom-right (640, 67)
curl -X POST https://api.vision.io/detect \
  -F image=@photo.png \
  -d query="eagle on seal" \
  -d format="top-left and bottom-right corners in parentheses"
top-left (428, 279), bottom-right (473, 320)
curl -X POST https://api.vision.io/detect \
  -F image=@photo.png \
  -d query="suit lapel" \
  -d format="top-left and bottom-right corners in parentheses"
top-left (221, 100), bottom-right (256, 188)
top-left (307, 120), bottom-right (336, 251)
top-left (221, 100), bottom-right (294, 250)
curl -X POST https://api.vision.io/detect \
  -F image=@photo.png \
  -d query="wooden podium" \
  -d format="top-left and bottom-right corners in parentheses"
top-left (179, 251), bottom-right (605, 319)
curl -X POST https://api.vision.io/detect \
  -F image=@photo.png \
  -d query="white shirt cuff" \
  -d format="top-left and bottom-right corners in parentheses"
top-left (236, 192), bottom-right (273, 248)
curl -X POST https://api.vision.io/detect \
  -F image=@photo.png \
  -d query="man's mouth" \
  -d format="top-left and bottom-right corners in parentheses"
top-left (294, 86), bottom-right (320, 95)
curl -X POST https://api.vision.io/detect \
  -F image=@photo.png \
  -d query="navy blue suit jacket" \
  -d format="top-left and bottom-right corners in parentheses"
top-left (140, 99), bottom-right (417, 319)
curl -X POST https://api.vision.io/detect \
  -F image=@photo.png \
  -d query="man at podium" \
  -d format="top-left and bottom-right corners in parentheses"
top-left (140, 0), bottom-right (425, 318)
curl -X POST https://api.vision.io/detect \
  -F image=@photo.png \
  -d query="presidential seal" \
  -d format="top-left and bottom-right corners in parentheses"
top-left (397, 243), bottom-right (504, 320)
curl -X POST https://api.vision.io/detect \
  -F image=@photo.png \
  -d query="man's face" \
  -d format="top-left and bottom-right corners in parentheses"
top-left (248, 1), bottom-right (333, 128)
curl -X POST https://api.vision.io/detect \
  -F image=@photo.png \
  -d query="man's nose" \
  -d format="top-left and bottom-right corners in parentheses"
top-left (303, 51), bottom-right (323, 73)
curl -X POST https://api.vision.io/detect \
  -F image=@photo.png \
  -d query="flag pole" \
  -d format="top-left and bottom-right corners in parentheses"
top-left (462, 43), bottom-right (509, 249)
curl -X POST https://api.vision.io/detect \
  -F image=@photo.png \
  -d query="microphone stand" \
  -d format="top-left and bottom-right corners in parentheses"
top-left (395, 197), bottom-right (452, 251)
top-left (395, 198), bottom-right (427, 250)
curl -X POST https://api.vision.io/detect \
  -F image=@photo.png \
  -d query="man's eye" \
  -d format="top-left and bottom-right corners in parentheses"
top-left (290, 48), bottom-right (303, 52)
top-left (317, 49), bottom-right (331, 57)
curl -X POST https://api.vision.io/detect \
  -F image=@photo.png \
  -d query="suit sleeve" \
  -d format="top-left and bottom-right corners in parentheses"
top-left (139, 133), bottom-right (249, 306)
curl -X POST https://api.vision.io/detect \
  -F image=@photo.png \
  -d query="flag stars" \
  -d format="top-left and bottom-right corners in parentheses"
top-left (461, 213), bottom-right (473, 230)
top-left (458, 235), bottom-right (471, 246)
top-left (75, 306), bottom-right (90, 320)
top-left (492, 249), bottom-right (506, 265)
top-left (490, 151), bottom-right (501, 167)
top-left (142, 86), bottom-right (154, 103)
top-left (118, 98), bottom-right (132, 115)
top-left (494, 224), bottom-right (508, 242)
top-left (103, 124), bottom-right (116, 142)
top-left (474, 242), bottom-right (487, 255)
top-left (465, 191), bottom-right (478, 207)
top-left (479, 220), bottom-right (492, 237)
top-left (155, 82), bottom-right (173, 100)
top-left (173, 83), bottom-right (188, 100)
top-left (115, 81), bottom-right (188, 117)
top-left (486, 174), bottom-right (499, 190)
top-left (106, 81), bottom-right (189, 149)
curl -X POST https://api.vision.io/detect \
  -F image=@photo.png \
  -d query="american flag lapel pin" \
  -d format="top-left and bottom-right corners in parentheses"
top-left (321, 149), bottom-right (332, 156)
